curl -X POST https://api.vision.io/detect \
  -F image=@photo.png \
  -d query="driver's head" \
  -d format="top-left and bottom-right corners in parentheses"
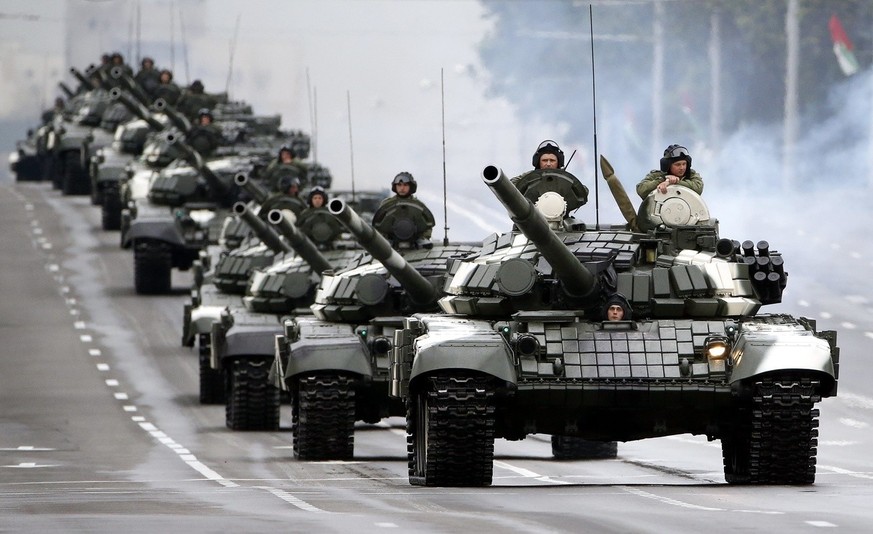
top-left (602, 293), bottom-right (632, 321)
top-left (532, 140), bottom-right (564, 169)
top-left (659, 144), bottom-right (692, 178)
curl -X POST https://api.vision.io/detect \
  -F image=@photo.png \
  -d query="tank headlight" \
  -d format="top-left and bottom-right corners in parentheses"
top-left (704, 336), bottom-right (730, 373)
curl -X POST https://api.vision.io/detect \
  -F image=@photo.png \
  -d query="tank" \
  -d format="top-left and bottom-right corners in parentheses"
top-left (387, 165), bottom-right (839, 487)
top-left (206, 204), bottom-right (361, 430)
top-left (270, 199), bottom-right (476, 460)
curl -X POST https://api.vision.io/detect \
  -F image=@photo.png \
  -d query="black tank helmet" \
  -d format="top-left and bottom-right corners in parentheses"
top-left (278, 175), bottom-right (301, 193)
top-left (391, 171), bottom-right (417, 194)
top-left (307, 186), bottom-right (328, 206)
top-left (659, 144), bottom-right (692, 178)
top-left (277, 144), bottom-right (293, 161)
top-left (532, 139), bottom-right (565, 169)
top-left (189, 79), bottom-right (205, 93)
top-left (197, 107), bottom-right (213, 121)
top-left (601, 293), bottom-right (632, 321)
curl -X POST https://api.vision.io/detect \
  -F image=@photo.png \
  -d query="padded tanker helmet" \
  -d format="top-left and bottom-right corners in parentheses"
top-left (659, 144), bottom-right (692, 178)
top-left (391, 171), bottom-right (417, 194)
top-left (532, 139), bottom-right (565, 169)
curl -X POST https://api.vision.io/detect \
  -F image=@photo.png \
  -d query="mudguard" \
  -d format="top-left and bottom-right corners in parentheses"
top-left (729, 320), bottom-right (836, 389)
top-left (123, 217), bottom-right (184, 247)
top-left (410, 315), bottom-right (516, 385)
top-left (284, 319), bottom-right (372, 379)
top-left (220, 322), bottom-right (284, 360)
top-left (184, 304), bottom-right (229, 347)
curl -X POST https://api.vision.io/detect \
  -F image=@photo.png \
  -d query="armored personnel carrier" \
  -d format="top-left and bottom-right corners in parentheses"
top-left (388, 165), bottom-right (839, 487)
top-left (271, 199), bottom-right (476, 460)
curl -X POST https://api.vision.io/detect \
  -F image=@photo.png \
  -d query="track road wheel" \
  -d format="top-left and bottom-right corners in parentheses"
top-left (198, 336), bottom-right (224, 404)
top-left (408, 374), bottom-right (496, 487)
top-left (226, 357), bottom-right (280, 431)
top-left (722, 376), bottom-right (820, 485)
top-left (292, 373), bottom-right (355, 460)
top-left (551, 436), bottom-right (618, 460)
top-left (133, 240), bottom-right (172, 294)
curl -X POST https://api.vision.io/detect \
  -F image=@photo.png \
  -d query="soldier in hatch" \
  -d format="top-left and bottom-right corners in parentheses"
top-left (153, 69), bottom-right (182, 104)
top-left (511, 140), bottom-right (589, 214)
top-left (372, 172), bottom-right (435, 241)
top-left (636, 144), bottom-right (704, 199)
top-left (176, 79), bottom-right (217, 121)
top-left (259, 175), bottom-right (306, 219)
top-left (185, 108), bottom-right (222, 157)
top-left (295, 186), bottom-right (343, 247)
top-left (261, 145), bottom-right (308, 192)
top-left (134, 57), bottom-right (161, 96)
top-left (602, 293), bottom-right (632, 322)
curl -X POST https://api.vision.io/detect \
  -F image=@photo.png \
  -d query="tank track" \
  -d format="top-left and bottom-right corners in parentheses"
top-left (723, 376), bottom-right (820, 485)
top-left (408, 374), bottom-right (496, 487)
top-left (198, 334), bottom-right (224, 404)
top-left (134, 239), bottom-right (172, 294)
top-left (225, 358), bottom-right (280, 431)
top-left (292, 373), bottom-right (356, 460)
top-left (101, 187), bottom-right (122, 230)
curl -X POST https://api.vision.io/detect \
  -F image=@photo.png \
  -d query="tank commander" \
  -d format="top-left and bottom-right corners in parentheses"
top-left (636, 144), bottom-right (703, 199)
top-left (260, 175), bottom-right (306, 219)
top-left (261, 145), bottom-right (308, 192)
top-left (153, 69), bottom-right (182, 104)
top-left (185, 108), bottom-right (222, 157)
top-left (296, 186), bottom-right (343, 247)
top-left (134, 57), bottom-right (161, 96)
top-left (372, 172), bottom-right (435, 241)
top-left (176, 79), bottom-right (217, 121)
top-left (512, 140), bottom-right (589, 216)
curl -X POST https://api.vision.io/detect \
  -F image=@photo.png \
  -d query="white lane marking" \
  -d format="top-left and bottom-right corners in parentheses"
top-left (3, 462), bottom-right (60, 468)
top-left (493, 460), bottom-right (570, 485)
top-left (797, 300), bottom-right (810, 307)
top-left (123, 405), bottom-right (137, 412)
top-left (79, 334), bottom-right (92, 342)
top-left (820, 312), bottom-right (832, 319)
top-left (806, 521), bottom-right (837, 528)
top-left (48, 264), bottom-right (59, 272)
top-left (840, 322), bottom-right (856, 330)
top-left (65, 297), bottom-right (76, 306)
top-left (134, 422), bottom-right (238, 487)
top-left (865, 332), bottom-right (873, 340)
top-left (256, 486), bottom-right (326, 512)
top-left (817, 465), bottom-right (873, 480)
top-left (620, 486), bottom-right (724, 511)
top-left (89, 349), bottom-right (101, 357)
top-left (69, 309), bottom-right (79, 316)
top-left (375, 523), bottom-right (398, 528)
top-left (105, 379), bottom-right (119, 387)
top-left (131, 416), bottom-right (146, 422)
top-left (74, 321), bottom-right (86, 329)
top-left (96, 364), bottom-right (110, 371)
top-left (113, 392), bottom-right (129, 400)
top-left (0, 447), bottom-right (55, 451)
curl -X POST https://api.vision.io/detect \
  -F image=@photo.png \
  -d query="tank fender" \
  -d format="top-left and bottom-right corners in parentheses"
top-left (284, 332), bottom-right (372, 379)
top-left (123, 218), bottom-right (185, 247)
top-left (184, 305), bottom-right (226, 344)
top-left (409, 316), bottom-right (516, 386)
top-left (220, 323), bottom-right (285, 360)
top-left (729, 328), bottom-right (835, 387)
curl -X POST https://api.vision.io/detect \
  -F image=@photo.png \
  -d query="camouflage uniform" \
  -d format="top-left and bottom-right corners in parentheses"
top-left (635, 168), bottom-right (704, 199)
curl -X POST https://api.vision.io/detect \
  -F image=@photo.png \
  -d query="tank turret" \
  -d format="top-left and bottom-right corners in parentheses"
top-left (267, 209), bottom-right (333, 276)
top-left (232, 202), bottom-right (291, 254)
top-left (483, 165), bottom-right (598, 300)
top-left (168, 134), bottom-right (229, 198)
top-left (328, 198), bottom-right (438, 306)
top-left (108, 87), bottom-right (165, 132)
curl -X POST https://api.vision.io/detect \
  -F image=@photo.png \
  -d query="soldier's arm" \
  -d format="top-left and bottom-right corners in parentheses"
top-left (635, 171), bottom-right (663, 199)
top-left (683, 169), bottom-right (704, 195)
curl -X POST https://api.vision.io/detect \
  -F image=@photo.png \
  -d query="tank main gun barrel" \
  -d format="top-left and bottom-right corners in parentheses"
top-left (153, 98), bottom-right (192, 132)
top-left (233, 173), bottom-right (270, 204)
top-left (267, 209), bottom-right (333, 276)
top-left (329, 199), bottom-right (438, 306)
top-left (69, 67), bottom-right (91, 91)
top-left (110, 66), bottom-right (152, 107)
top-left (482, 165), bottom-right (598, 300)
top-left (168, 134), bottom-right (227, 196)
top-left (231, 202), bottom-right (291, 254)
top-left (109, 87), bottom-right (165, 131)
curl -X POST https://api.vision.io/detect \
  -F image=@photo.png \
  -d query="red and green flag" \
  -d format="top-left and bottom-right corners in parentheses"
top-left (828, 14), bottom-right (859, 76)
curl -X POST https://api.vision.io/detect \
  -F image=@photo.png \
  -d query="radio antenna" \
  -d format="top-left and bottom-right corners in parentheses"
top-left (347, 90), bottom-right (356, 203)
top-left (589, 4), bottom-right (601, 230)
top-left (440, 68), bottom-right (449, 246)
top-left (225, 13), bottom-right (241, 95)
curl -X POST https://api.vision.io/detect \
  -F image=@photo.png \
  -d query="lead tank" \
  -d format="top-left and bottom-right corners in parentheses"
top-left (389, 165), bottom-right (839, 487)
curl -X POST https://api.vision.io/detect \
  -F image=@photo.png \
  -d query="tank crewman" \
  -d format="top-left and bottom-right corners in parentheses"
top-left (185, 108), bottom-right (223, 157)
top-left (134, 57), bottom-right (161, 96)
top-left (105, 52), bottom-right (134, 87)
top-left (295, 186), bottom-right (343, 247)
top-left (152, 69), bottom-right (182, 105)
top-left (602, 293), bottom-right (632, 321)
top-left (636, 144), bottom-right (704, 199)
top-left (512, 140), bottom-right (589, 214)
top-left (372, 172), bottom-right (435, 240)
top-left (260, 145), bottom-right (308, 192)
top-left (260, 175), bottom-right (307, 219)
top-left (175, 79), bottom-right (217, 121)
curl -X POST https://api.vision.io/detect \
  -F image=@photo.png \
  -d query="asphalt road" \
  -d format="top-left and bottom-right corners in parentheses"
top-left (1, 181), bottom-right (871, 533)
